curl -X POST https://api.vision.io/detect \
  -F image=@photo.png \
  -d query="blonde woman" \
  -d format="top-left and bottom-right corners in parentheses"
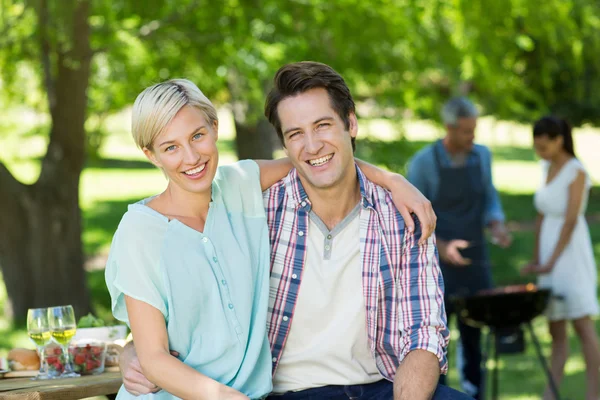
top-left (105, 79), bottom-right (437, 399)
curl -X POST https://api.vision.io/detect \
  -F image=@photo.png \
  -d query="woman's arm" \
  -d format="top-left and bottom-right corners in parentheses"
top-left (522, 212), bottom-right (545, 275)
top-left (255, 159), bottom-right (293, 191)
top-left (532, 213), bottom-right (544, 264)
top-left (356, 159), bottom-right (436, 244)
top-left (125, 296), bottom-right (248, 400)
top-left (256, 157), bottom-right (437, 243)
top-left (540, 170), bottom-right (587, 271)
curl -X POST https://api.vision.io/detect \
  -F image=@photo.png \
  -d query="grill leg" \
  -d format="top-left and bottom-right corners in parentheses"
top-left (492, 330), bottom-right (499, 400)
top-left (481, 328), bottom-right (493, 400)
top-left (526, 321), bottom-right (562, 400)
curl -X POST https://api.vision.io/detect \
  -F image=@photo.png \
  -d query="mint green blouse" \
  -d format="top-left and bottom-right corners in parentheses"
top-left (105, 160), bottom-right (272, 400)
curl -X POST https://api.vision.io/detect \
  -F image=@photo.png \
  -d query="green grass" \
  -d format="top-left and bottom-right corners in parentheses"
top-left (0, 110), bottom-right (599, 399)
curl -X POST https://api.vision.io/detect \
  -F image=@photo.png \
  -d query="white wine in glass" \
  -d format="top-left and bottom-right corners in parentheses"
top-left (51, 328), bottom-right (76, 346)
top-left (48, 305), bottom-right (80, 378)
top-left (26, 308), bottom-right (51, 380)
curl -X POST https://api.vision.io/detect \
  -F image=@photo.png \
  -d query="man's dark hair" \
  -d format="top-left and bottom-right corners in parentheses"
top-left (264, 61), bottom-right (356, 151)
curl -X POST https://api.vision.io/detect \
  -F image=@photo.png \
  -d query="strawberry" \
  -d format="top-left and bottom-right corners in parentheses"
top-left (74, 353), bottom-right (86, 365)
top-left (53, 362), bottom-right (64, 373)
top-left (85, 360), bottom-right (95, 371)
top-left (46, 356), bottom-right (58, 365)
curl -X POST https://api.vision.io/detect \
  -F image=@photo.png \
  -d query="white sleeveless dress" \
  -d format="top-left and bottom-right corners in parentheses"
top-left (534, 158), bottom-right (599, 321)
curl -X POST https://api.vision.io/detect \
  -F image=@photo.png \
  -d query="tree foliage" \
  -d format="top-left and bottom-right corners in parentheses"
top-left (0, 0), bottom-right (599, 317)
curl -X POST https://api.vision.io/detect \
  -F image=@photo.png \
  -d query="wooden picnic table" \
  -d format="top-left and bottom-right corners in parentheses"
top-left (0, 371), bottom-right (122, 399)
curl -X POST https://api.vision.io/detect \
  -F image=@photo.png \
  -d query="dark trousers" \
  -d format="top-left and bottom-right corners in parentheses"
top-left (267, 379), bottom-right (473, 399)
top-left (440, 301), bottom-right (484, 399)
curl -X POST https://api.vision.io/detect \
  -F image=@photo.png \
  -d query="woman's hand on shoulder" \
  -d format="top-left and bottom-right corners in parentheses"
top-left (390, 184), bottom-right (436, 245)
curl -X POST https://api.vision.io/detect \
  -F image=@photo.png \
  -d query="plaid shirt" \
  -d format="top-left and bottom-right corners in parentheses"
top-left (263, 165), bottom-right (450, 381)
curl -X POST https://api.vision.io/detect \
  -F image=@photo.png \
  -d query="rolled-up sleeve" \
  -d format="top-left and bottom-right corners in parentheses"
top-left (398, 219), bottom-right (450, 373)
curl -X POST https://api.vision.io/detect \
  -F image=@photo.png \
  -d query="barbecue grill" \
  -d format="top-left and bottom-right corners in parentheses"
top-left (451, 284), bottom-right (562, 400)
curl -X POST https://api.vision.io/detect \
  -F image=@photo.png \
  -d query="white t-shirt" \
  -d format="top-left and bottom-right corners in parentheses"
top-left (272, 205), bottom-right (381, 393)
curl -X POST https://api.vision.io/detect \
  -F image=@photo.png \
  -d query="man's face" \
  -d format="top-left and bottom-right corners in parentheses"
top-left (278, 87), bottom-right (357, 192)
top-left (446, 117), bottom-right (477, 152)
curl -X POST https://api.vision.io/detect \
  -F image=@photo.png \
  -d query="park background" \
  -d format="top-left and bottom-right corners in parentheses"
top-left (0, 1), bottom-right (599, 398)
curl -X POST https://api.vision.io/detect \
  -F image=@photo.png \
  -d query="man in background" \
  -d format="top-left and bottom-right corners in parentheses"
top-left (408, 97), bottom-right (512, 399)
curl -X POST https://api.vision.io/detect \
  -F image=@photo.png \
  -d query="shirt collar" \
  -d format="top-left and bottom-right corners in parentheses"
top-left (283, 163), bottom-right (375, 211)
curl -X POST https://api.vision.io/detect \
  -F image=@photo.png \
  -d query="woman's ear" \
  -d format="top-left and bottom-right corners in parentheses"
top-left (212, 120), bottom-right (219, 141)
top-left (143, 147), bottom-right (162, 169)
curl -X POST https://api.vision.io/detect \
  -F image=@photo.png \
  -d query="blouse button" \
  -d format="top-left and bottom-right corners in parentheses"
top-left (283, 316), bottom-right (289, 322)
top-left (202, 237), bottom-right (208, 243)
top-left (292, 274), bottom-right (298, 279)
top-left (298, 231), bottom-right (304, 237)
top-left (228, 303), bottom-right (234, 310)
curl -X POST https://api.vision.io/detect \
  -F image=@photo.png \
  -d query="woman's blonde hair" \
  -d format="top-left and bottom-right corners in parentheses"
top-left (132, 79), bottom-right (218, 150)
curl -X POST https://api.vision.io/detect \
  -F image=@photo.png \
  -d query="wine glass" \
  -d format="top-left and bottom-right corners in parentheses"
top-left (47, 305), bottom-right (80, 378)
top-left (26, 308), bottom-right (51, 380)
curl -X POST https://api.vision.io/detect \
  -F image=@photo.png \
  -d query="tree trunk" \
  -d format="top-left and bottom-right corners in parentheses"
top-left (234, 117), bottom-right (277, 160)
top-left (227, 72), bottom-right (277, 160)
top-left (0, 0), bottom-right (92, 320)
top-left (0, 176), bottom-right (90, 320)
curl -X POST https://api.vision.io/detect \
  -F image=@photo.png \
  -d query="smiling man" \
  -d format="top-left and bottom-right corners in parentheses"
top-left (261, 62), bottom-right (470, 400)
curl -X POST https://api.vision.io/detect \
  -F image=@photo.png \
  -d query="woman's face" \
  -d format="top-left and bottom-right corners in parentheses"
top-left (144, 105), bottom-right (219, 196)
top-left (533, 134), bottom-right (563, 161)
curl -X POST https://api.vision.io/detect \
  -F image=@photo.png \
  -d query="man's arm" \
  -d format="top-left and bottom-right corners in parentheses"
top-left (481, 147), bottom-right (512, 247)
top-left (395, 216), bottom-right (449, 399)
top-left (481, 146), bottom-right (505, 225)
top-left (394, 350), bottom-right (440, 400)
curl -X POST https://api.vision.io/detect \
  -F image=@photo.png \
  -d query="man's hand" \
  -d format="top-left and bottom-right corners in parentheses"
top-left (119, 342), bottom-right (160, 396)
top-left (490, 221), bottom-right (512, 248)
top-left (438, 239), bottom-right (471, 266)
top-left (389, 181), bottom-right (437, 245)
top-left (219, 385), bottom-right (251, 400)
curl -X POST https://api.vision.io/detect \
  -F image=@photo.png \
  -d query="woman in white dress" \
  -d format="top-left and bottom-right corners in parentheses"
top-left (522, 116), bottom-right (600, 400)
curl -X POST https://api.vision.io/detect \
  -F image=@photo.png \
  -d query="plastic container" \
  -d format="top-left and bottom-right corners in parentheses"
top-left (69, 339), bottom-right (107, 375)
top-left (73, 325), bottom-right (128, 343)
